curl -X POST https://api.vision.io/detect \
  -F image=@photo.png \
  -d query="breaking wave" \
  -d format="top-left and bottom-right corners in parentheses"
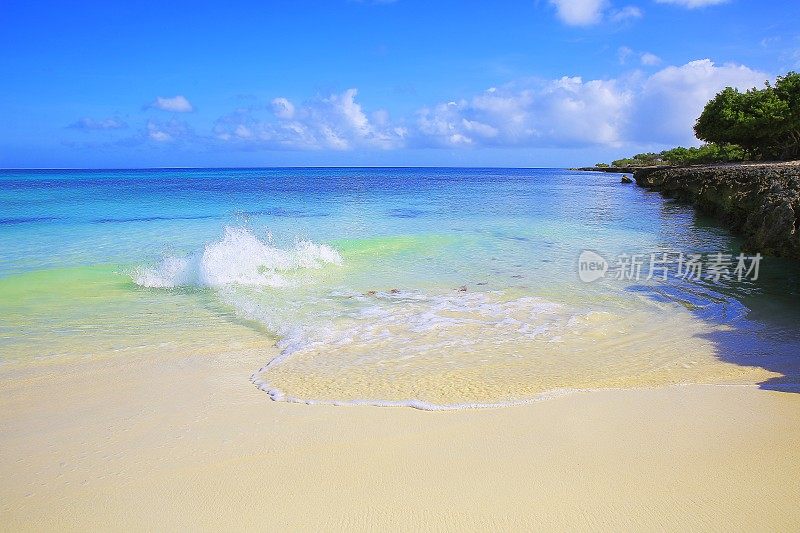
top-left (129, 227), bottom-right (767, 411)
top-left (131, 226), bottom-right (342, 288)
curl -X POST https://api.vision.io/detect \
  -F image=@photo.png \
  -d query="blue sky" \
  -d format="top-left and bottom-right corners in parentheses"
top-left (1, 0), bottom-right (798, 168)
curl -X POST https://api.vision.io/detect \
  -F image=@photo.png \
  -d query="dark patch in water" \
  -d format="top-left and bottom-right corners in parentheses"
top-left (91, 214), bottom-right (217, 223)
top-left (491, 231), bottom-right (530, 242)
top-left (627, 283), bottom-right (747, 323)
top-left (0, 216), bottom-right (61, 225)
top-left (388, 208), bottom-right (426, 219)
top-left (243, 208), bottom-right (330, 218)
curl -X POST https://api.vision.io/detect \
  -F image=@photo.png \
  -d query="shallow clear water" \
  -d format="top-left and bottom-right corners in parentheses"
top-left (2, 168), bottom-right (799, 408)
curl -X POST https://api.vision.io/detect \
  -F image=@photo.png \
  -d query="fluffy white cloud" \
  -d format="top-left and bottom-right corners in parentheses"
top-left (214, 89), bottom-right (406, 150)
top-left (631, 59), bottom-right (766, 144)
top-left (655, 0), bottom-right (729, 8)
top-left (68, 117), bottom-right (127, 130)
top-left (416, 78), bottom-right (631, 147)
top-left (549, 0), bottom-right (608, 26)
top-left (549, 0), bottom-right (642, 25)
top-left (415, 59), bottom-right (767, 149)
top-left (150, 95), bottom-right (194, 113)
top-left (207, 59), bottom-right (767, 152)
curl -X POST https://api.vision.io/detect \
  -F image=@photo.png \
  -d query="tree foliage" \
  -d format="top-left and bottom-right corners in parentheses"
top-left (597, 71), bottom-right (799, 168)
top-left (659, 143), bottom-right (748, 165)
top-left (694, 72), bottom-right (800, 160)
top-left (611, 152), bottom-right (660, 167)
top-left (607, 143), bottom-right (748, 168)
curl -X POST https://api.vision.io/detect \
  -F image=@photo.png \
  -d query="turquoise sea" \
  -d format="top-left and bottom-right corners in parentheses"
top-left (1, 168), bottom-right (799, 408)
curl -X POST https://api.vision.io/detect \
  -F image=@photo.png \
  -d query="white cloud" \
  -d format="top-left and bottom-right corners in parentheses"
top-left (68, 117), bottom-right (127, 130)
top-left (609, 5), bottom-right (643, 22)
top-left (416, 77), bottom-right (631, 148)
top-left (534, 77), bottom-right (633, 146)
top-left (150, 95), bottom-right (194, 113)
top-left (415, 59), bottom-right (767, 149)
top-left (214, 89), bottom-right (406, 150)
top-left (271, 97), bottom-right (295, 119)
top-left (206, 60), bottom-right (767, 153)
top-left (549, 0), bottom-right (642, 26)
top-left (620, 47), bottom-right (661, 66)
top-left (148, 130), bottom-right (171, 142)
top-left (631, 59), bottom-right (766, 144)
top-left (640, 52), bottom-right (662, 65)
top-left (146, 119), bottom-right (192, 142)
top-left (549, 0), bottom-right (608, 26)
top-left (654, 0), bottom-right (729, 8)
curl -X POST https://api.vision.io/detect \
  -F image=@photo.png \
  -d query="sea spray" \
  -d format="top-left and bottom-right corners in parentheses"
top-left (130, 232), bottom-right (738, 409)
top-left (131, 226), bottom-right (342, 288)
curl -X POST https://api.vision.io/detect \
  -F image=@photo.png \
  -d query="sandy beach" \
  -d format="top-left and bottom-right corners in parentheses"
top-left (2, 346), bottom-right (799, 531)
top-left (3, 0), bottom-right (800, 529)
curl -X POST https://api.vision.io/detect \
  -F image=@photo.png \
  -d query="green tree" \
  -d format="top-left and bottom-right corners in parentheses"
top-left (660, 143), bottom-right (748, 165)
top-left (772, 72), bottom-right (800, 159)
top-left (611, 152), bottom-right (663, 167)
top-left (694, 72), bottom-right (800, 160)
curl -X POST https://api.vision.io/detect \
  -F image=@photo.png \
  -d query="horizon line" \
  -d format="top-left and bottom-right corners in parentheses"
top-left (0, 165), bottom-right (578, 171)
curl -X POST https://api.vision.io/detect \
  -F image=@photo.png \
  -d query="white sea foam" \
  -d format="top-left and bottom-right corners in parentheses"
top-left (241, 289), bottom-right (601, 408)
top-left (241, 284), bottom-right (740, 410)
top-left (132, 230), bottom-right (733, 410)
top-left (248, 375), bottom-right (584, 411)
top-left (132, 226), bottom-right (342, 288)
top-left (233, 289), bottom-right (567, 362)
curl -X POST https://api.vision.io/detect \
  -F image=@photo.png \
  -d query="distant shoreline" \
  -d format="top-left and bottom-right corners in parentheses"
top-left (1, 166), bottom-right (571, 171)
top-left (573, 160), bottom-right (800, 174)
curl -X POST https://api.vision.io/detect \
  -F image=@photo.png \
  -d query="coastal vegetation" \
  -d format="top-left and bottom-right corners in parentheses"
top-left (597, 71), bottom-right (800, 168)
top-left (607, 143), bottom-right (748, 168)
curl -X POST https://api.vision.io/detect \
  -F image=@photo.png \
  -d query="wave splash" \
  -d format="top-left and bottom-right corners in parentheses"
top-left (132, 226), bottom-right (342, 288)
top-left (130, 228), bottom-right (742, 411)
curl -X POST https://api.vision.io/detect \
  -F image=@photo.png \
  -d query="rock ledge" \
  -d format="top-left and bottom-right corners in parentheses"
top-left (633, 161), bottom-right (800, 258)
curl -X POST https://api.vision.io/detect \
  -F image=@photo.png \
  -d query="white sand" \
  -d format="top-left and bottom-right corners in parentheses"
top-left (1, 347), bottom-right (799, 531)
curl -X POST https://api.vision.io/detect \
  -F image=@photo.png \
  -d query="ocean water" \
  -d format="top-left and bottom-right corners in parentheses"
top-left (2, 167), bottom-right (799, 409)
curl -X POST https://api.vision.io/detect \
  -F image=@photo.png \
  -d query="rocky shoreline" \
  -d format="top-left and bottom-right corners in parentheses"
top-left (630, 161), bottom-right (800, 259)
